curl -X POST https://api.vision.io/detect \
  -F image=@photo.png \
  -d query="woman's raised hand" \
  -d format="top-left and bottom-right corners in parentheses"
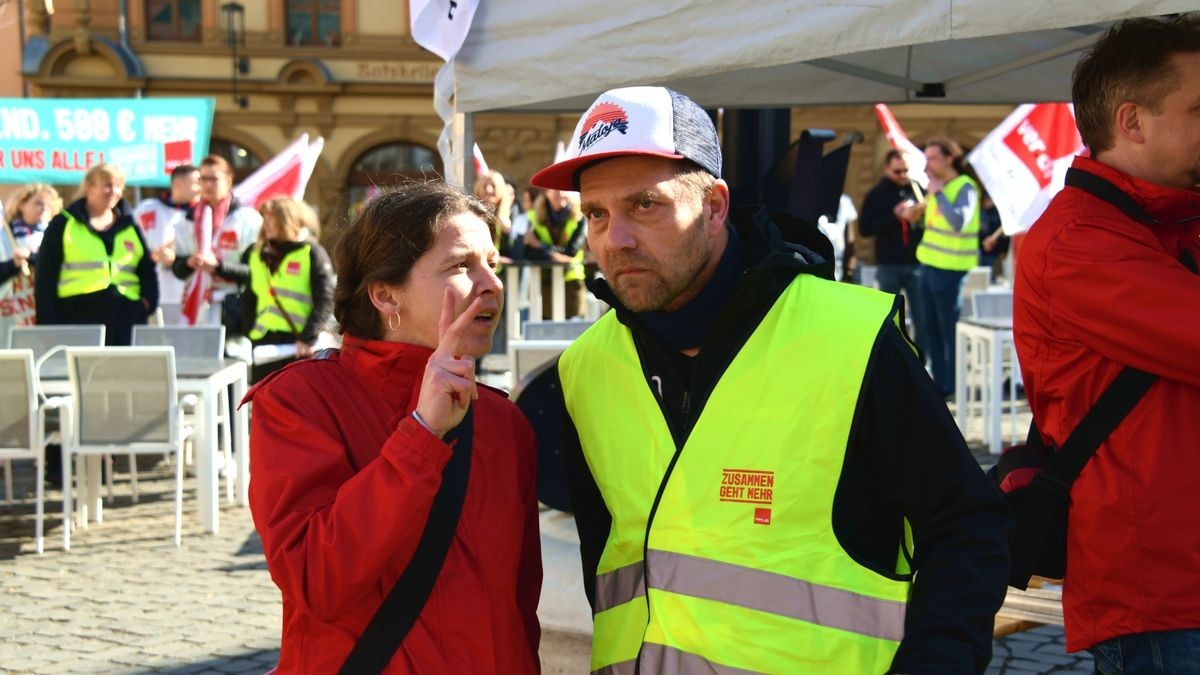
top-left (414, 289), bottom-right (484, 438)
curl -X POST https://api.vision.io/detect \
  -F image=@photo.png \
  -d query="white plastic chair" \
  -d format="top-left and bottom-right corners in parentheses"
top-left (61, 347), bottom-right (194, 550)
top-left (0, 349), bottom-right (70, 554)
top-left (8, 325), bottom-right (106, 385)
top-left (132, 326), bottom-right (235, 503)
top-left (521, 320), bottom-right (593, 341)
top-left (157, 302), bottom-right (184, 326)
top-left (960, 266), bottom-right (993, 318)
top-left (972, 290), bottom-right (1014, 321)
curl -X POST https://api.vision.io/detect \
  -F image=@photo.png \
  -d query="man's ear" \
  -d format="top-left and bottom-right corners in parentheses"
top-left (1114, 102), bottom-right (1146, 145)
top-left (705, 179), bottom-right (732, 235)
top-left (367, 281), bottom-right (402, 317)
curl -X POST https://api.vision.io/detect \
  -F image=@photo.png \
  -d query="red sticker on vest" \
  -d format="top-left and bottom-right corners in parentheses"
top-left (754, 508), bottom-right (772, 525)
top-left (286, 261), bottom-right (301, 275)
top-left (124, 239), bottom-right (135, 252)
top-left (139, 211), bottom-right (156, 231)
top-left (218, 229), bottom-right (239, 250)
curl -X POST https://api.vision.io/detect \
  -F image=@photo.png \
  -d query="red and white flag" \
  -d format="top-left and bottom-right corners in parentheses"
top-left (233, 134), bottom-right (324, 209)
top-left (473, 143), bottom-right (489, 177)
top-left (874, 104), bottom-right (928, 191)
top-left (180, 204), bottom-right (213, 325)
top-left (967, 103), bottom-right (1084, 235)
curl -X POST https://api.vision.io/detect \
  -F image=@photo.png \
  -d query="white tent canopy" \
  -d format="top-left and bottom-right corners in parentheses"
top-left (452, 1), bottom-right (1196, 113)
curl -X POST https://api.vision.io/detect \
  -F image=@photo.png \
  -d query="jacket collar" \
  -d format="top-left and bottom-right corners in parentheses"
top-left (338, 334), bottom-right (432, 409)
top-left (64, 197), bottom-right (134, 230)
top-left (1073, 156), bottom-right (1200, 225)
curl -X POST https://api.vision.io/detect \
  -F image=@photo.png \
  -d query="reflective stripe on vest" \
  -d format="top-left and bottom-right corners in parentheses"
top-left (248, 244), bottom-right (313, 340)
top-left (57, 213), bottom-right (144, 301)
top-left (559, 275), bottom-right (912, 674)
top-left (916, 174), bottom-right (981, 271)
top-left (528, 211), bottom-right (585, 282)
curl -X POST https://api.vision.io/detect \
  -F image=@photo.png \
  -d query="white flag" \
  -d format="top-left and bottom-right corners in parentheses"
top-left (410, 0), bottom-right (480, 61)
top-left (967, 104), bottom-right (1084, 235)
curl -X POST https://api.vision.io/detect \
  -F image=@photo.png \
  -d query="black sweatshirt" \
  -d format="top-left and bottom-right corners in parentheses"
top-left (238, 239), bottom-right (335, 345)
top-left (859, 177), bottom-right (921, 265)
top-left (34, 198), bottom-right (158, 346)
top-left (550, 206), bottom-right (1012, 674)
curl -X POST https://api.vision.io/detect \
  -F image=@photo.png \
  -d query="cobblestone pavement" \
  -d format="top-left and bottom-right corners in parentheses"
top-left (0, 396), bottom-right (1093, 674)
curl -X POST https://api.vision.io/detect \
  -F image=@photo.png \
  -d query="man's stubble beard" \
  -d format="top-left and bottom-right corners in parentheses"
top-left (606, 212), bottom-right (710, 313)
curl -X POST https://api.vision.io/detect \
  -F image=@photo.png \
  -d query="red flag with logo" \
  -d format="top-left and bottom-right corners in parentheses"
top-left (968, 103), bottom-right (1084, 235)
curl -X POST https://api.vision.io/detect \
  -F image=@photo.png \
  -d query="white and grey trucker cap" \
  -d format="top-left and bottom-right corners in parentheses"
top-left (530, 86), bottom-right (721, 190)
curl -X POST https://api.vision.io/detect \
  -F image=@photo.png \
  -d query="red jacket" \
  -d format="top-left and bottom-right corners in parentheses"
top-left (245, 335), bottom-right (541, 673)
top-left (1014, 156), bottom-right (1200, 651)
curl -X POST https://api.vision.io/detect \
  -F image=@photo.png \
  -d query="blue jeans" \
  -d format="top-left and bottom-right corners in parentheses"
top-left (916, 265), bottom-right (966, 396)
top-left (876, 263), bottom-right (923, 354)
top-left (1091, 629), bottom-right (1200, 674)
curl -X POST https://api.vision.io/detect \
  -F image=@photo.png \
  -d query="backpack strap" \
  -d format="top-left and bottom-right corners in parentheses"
top-left (1031, 367), bottom-right (1156, 500)
top-left (338, 407), bottom-right (474, 674)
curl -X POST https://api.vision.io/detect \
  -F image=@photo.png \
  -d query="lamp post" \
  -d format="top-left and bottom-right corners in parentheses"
top-left (220, 2), bottom-right (249, 109)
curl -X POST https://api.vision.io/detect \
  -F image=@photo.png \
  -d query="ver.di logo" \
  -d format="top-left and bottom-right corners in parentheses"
top-left (578, 102), bottom-right (630, 153)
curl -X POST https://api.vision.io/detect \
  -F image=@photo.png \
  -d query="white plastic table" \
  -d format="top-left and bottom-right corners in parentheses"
top-left (955, 317), bottom-right (1019, 455)
top-left (44, 358), bottom-right (249, 533)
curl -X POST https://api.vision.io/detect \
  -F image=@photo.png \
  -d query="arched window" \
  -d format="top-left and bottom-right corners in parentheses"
top-left (207, 138), bottom-right (264, 184)
top-left (345, 142), bottom-right (439, 217)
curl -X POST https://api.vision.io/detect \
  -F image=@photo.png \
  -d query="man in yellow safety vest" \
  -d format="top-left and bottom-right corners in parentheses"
top-left (530, 86), bottom-right (1011, 674)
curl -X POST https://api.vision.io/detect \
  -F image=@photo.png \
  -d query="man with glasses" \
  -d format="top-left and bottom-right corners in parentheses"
top-left (172, 154), bottom-right (262, 330)
top-left (859, 150), bottom-right (922, 348)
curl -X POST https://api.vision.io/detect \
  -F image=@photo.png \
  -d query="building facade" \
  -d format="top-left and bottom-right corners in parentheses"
top-left (11, 1), bottom-right (1011, 243)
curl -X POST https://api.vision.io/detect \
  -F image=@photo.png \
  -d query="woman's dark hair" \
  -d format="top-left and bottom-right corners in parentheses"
top-left (924, 135), bottom-right (966, 174)
top-left (333, 180), bottom-right (496, 339)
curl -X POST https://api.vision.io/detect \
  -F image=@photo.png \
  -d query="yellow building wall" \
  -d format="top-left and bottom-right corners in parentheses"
top-left (0, 7), bottom-right (24, 97)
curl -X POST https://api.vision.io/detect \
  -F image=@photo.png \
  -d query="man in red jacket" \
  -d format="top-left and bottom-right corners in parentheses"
top-left (1014, 15), bottom-right (1200, 672)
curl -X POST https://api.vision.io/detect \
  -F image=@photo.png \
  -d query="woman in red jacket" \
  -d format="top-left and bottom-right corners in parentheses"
top-left (245, 181), bottom-right (541, 673)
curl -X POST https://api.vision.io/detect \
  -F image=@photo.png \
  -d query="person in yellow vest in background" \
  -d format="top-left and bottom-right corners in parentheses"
top-left (35, 163), bottom-right (158, 346)
top-left (523, 188), bottom-right (588, 318)
top-left (530, 87), bottom-right (1011, 674)
top-left (241, 196), bottom-right (334, 383)
top-left (904, 136), bottom-right (982, 399)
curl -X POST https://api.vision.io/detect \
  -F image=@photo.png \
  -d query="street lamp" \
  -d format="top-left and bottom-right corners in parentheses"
top-left (220, 2), bottom-right (249, 109)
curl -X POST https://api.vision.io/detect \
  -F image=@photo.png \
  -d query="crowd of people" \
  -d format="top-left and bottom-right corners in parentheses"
top-left (2, 12), bottom-right (1197, 674)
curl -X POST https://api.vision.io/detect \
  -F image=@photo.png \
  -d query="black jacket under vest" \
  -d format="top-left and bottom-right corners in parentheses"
top-left (545, 206), bottom-right (1012, 675)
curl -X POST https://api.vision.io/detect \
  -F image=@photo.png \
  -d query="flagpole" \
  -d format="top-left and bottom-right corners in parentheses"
top-left (2, 220), bottom-right (30, 277)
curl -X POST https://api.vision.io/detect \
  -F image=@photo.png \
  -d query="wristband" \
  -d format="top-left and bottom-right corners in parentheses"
top-left (410, 409), bottom-right (436, 434)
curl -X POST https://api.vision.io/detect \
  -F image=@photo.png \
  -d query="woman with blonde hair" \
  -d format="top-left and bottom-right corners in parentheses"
top-left (473, 170), bottom-right (515, 264)
top-left (34, 163), bottom-right (157, 345)
top-left (523, 188), bottom-right (587, 317)
top-left (240, 196), bottom-right (334, 382)
top-left (7, 183), bottom-right (61, 254)
top-left (2, 184), bottom-right (61, 329)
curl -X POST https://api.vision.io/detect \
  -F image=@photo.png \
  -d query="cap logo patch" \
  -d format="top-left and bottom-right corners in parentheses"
top-left (578, 102), bottom-right (629, 153)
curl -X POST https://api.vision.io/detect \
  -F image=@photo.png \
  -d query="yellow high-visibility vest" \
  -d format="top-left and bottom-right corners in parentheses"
top-left (57, 213), bottom-right (143, 301)
top-left (916, 174), bottom-right (981, 271)
top-left (248, 243), bottom-right (313, 340)
top-left (529, 211), bottom-right (586, 282)
top-left (559, 275), bottom-right (913, 674)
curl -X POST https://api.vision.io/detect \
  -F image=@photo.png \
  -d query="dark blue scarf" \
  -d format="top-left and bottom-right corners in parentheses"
top-left (640, 226), bottom-right (746, 351)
